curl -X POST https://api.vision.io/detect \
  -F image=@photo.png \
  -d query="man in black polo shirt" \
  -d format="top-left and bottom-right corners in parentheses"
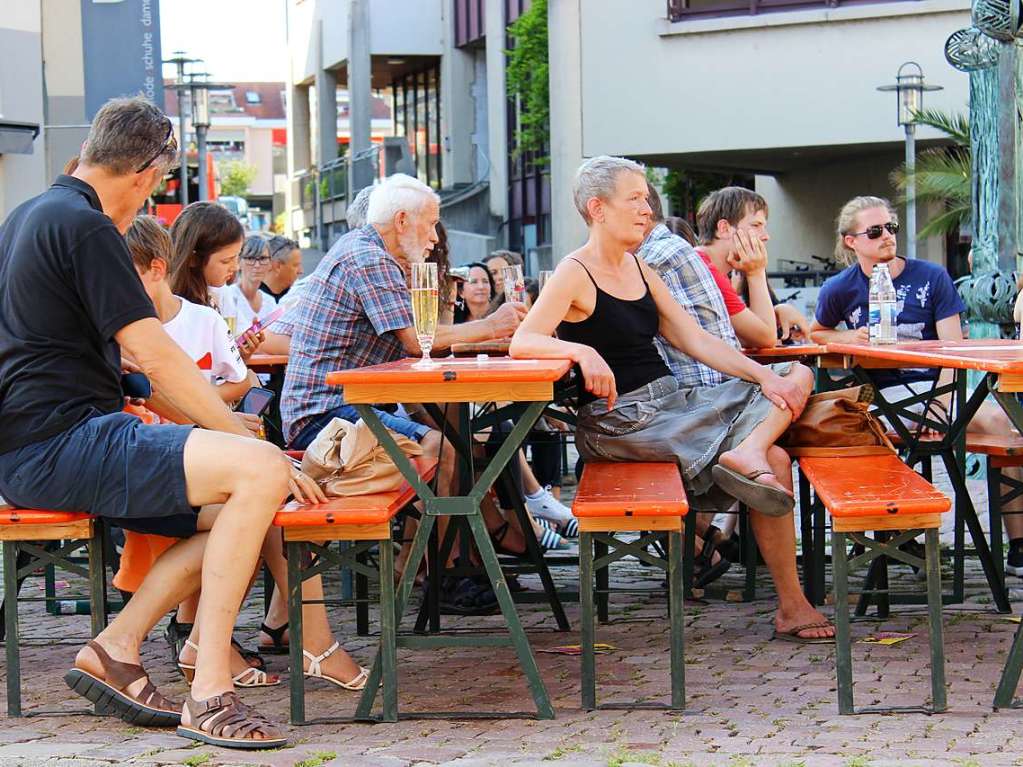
top-left (0, 97), bottom-right (321, 749)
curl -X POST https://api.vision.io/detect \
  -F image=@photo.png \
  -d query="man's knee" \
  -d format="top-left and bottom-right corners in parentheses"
top-left (235, 440), bottom-right (291, 498)
top-left (788, 363), bottom-right (814, 392)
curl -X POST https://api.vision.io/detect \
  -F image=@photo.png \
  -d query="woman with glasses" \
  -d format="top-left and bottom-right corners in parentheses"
top-left (226, 235), bottom-right (278, 334)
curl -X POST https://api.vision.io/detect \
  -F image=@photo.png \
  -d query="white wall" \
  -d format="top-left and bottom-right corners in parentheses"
top-left (0, 0), bottom-right (46, 218)
top-left (577, 0), bottom-right (970, 157)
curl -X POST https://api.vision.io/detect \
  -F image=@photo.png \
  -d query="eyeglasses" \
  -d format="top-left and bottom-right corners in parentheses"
top-left (135, 121), bottom-right (178, 174)
top-left (242, 256), bottom-right (271, 266)
top-left (847, 222), bottom-right (899, 240)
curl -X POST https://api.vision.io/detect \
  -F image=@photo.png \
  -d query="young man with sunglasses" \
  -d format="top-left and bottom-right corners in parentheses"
top-left (811, 195), bottom-right (965, 352)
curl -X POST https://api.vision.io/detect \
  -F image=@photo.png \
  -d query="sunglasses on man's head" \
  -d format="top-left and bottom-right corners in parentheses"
top-left (136, 121), bottom-right (177, 174)
top-left (848, 222), bottom-right (899, 240)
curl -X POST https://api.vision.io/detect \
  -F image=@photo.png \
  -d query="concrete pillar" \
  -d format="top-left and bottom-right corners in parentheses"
top-left (484, 0), bottom-right (508, 221)
top-left (288, 84), bottom-right (312, 175)
top-left (440, 0), bottom-right (474, 186)
top-left (348, 0), bottom-right (373, 191)
top-left (315, 19), bottom-right (338, 169)
top-left (548, 0), bottom-right (587, 259)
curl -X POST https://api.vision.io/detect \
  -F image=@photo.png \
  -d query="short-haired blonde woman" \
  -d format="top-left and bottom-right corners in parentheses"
top-left (511, 156), bottom-right (833, 642)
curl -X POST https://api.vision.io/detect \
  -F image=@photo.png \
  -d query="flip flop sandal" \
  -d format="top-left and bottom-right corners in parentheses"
top-left (773, 621), bottom-right (835, 645)
top-left (258, 621), bottom-right (289, 655)
top-left (63, 640), bottom-right (181, 727)
top-left (177, 691), bottom-right (287, 750)
top-left (711, 465), bottom-right (794, 518)
top-left (438, 577), bottom-right (499, 615)
top-left (303, 642), bottom-right (374, 690)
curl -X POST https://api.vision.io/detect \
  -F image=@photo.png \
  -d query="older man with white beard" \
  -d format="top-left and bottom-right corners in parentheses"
top-left (282, 173), bottom-right (524, 462)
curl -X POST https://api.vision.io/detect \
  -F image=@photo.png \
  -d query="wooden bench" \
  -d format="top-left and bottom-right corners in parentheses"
top-left (799, 453), bottom-right (951, 715)
top-left (271, 456), bottom-right (437, 725)
top-left (571, 462), bottom-right (688, 711)
top-left (0, 508), bottom-right (108, 717)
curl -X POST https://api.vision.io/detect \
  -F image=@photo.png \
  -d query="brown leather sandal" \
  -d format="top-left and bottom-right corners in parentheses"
top-left (63, 640), bottom-right (181, 727)
top-left (176, 691), bottom-right (287, 750)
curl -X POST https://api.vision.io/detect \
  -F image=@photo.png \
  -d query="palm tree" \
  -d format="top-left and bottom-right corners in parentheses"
top-left (890, 109), bottom-right (971, 239)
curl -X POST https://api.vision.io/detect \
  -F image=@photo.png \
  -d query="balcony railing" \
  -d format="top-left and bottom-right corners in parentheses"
top-left (320, 158), bottom-right (348, 202)
top-left (667, 0), bottom-right (916, 22)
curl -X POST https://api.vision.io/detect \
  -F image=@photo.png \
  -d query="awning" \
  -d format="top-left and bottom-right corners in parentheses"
top-left (0, 121), bottom-right (40, 155)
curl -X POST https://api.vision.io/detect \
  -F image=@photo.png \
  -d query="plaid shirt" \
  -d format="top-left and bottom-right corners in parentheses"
top-left (638, 224), bottom-right (740, 388)
top-left (282, 226), bottom-right (413, 443)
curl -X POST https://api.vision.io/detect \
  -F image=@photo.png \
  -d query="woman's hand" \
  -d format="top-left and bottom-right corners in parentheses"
top-left (288, 464), bottom-right (328, 504)
top-left (758, 371), bottom-right (809, 419)
top-left (775, 304), bottom-right (811, 342)
top-left (577, 347), bottom-right (618, 410)
top-left (236, 329), bottom-right (265, 361)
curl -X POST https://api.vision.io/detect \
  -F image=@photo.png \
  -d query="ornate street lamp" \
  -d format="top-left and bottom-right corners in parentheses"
top-left (162, 51), bottom-right (200, 206)
top-left (877, 62), bottom-right (943, 259)
top-left (187, 73), bottom-right (232, 202)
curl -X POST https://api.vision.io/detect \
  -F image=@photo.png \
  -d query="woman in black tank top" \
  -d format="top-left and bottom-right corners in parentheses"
top-left (510, 157), bottom-right (832, 642)
top-left (509, 158), bottom-right (813, 519)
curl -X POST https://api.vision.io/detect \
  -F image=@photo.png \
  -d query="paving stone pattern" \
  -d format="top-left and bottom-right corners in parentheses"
top-left (3, 471), bottom-right (1023, 766)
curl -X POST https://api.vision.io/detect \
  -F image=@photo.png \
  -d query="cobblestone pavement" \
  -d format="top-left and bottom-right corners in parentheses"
top-left (3, 474), bottom-right (1023, 767)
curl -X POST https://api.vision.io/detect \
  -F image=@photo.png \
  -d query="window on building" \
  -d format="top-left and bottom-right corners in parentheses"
top-left (245, 91), bottom-right (262, 105)
top-left (390, 62), bottom-right (442, 189)
top-left (667, 0), bottom-right (918, 21)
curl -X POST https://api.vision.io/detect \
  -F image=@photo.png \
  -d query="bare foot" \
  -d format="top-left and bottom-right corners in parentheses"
top-left (775, 605), bottom-right (835, 640)
top-left (718, 448), bottom-right (794, 499)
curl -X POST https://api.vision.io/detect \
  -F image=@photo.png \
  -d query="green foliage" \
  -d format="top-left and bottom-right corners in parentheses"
top-left (544, 743), bottom-right (583, 760)
top-left (891, 109), bottom-right (971, 239)
top-left (505, 0), bottom-right (549, 160)
top-left (662, 168), bottom-right (753, 223)
top-left (294, 752), bottom-right (337, 767)
top-left (218, 160), bottom-right (258, 198)
top-left (181, 754), bottom-right (211, 767)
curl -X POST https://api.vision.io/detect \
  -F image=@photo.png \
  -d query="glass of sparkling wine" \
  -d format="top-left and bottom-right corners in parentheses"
top-left (502, 265), bottom-right (526, 304)
top-left (538, 270), bottom-right (554, 293)
top-left (411, 261), bottom-right (439, 368)
top-left (223, 316), bottom-right (236, 337)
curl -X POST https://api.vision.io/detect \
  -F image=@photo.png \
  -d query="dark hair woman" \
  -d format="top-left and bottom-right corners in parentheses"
top-left (169, 201), bottom-right (244, 310)
top-left (454, 261), bottom-right (496, 324)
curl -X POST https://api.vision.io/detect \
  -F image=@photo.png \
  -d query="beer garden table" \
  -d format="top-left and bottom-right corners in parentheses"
top-left (326, 356), bottom-right (573, 720)
top-left (824, 339), bottom-right (1023, 615)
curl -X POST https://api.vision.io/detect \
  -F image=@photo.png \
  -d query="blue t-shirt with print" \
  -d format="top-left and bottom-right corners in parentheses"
top-left (815, 258), bottom-right (966, 385)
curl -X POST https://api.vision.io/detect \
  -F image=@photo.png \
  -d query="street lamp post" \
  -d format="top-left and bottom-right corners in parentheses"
top-left (162, 51), bottom-right (199, 206)
top-left (187, 75), bottom-right (232, 203)
top-left (877, 62), bottom-right (943, 260)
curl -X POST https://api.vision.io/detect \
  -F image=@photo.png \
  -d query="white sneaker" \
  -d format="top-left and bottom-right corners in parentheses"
top-left (525, 488), bottom-right (573, 525)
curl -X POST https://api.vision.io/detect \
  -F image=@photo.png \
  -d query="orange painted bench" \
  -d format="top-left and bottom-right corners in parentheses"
top-left (572, 461), bottom-right (688, 712)
top-left (799, 453), bottom-right (951, 715)
top-left (270, 455), bottom-right (438, 725)
top-left (1, 507), bottom-right (107, 717)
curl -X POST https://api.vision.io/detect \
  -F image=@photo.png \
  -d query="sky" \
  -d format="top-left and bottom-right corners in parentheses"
top-left (160, 0), bottom-right (289, 83)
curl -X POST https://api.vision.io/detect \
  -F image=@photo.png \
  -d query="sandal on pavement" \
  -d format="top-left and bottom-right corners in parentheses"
top-left (177, 691), bottom-right (287, 750)
top-left (693, 528), bottom-right (732, 588)
top-left (303, 642), bottom-right (371, 690)
top-left (258, 621), bottom-right (289, 655)
top-left (165, 616), bottom-right (265, 671)
top-left (64, 640), bottom-right (181, 727)
top-left (773, 621), bottom-right (835, 645)
top-left (438, 577), bottom-right (500, 616)
top-left (177, 641), bottom-right (280, 688)
top-left (711, 465), bottom-right (794, 518)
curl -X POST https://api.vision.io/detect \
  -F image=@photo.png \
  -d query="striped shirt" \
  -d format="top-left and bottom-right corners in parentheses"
top-left (637, 223), bottom-right (740, 388)
top-left (281, 226), bottom-right (413, 443)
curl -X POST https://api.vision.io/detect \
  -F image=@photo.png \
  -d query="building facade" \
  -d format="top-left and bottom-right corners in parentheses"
top-left (285, 0), bottom-right (552, 268)
top-left (548, 0), bottom-right (972, 273)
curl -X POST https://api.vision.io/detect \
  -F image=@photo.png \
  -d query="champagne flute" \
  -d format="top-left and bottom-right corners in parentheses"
top-left (411, 262), bottom-right (439, 368)
top-left (502, 264), bottom-right (525, 304)
top-left (538, 270), bottom-right (554, 293)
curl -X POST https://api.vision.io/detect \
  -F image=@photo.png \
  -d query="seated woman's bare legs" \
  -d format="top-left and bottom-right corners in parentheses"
top-left (717, 364), bottom-right (814, 497)
top-left (969, 402), bottom-right (1023, 544)
top-left (257, 527), bottom-right (362, 683)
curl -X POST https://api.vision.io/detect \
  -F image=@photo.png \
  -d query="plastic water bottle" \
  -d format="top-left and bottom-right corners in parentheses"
top-left (868, 263), bottom-right (898, 345)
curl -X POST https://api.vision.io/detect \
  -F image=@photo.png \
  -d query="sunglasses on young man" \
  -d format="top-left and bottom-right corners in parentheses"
top-left (848, 222), bottom-right (900, 240)
top-left (135, 121), bottom-right (178, 174)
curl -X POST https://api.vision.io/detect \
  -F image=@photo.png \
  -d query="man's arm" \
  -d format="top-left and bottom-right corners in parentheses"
top-left (393, 302), bottom-right (527, 355)
top-left (115, 318), bottom-right (250, 437)
top-left (729, 230), bottom-right (776, 347)
top-left (731, 308), bottom-right (777, 348)
top-left (809, 319), bottom-right (869, 344)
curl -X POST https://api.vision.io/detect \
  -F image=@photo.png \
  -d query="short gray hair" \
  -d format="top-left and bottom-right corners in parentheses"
top-left (266, 234), bottom-right (299, 264)
top-left (366, 173), bottom-right (440, 226)
top-left (81, 97), bottom-right (177, 176)
top-left (573, 155), bottom-right (645, 224)
top-left (347, 185), bottom-right (373, 228)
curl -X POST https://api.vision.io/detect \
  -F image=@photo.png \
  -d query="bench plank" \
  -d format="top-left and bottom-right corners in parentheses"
top-left (573, 462), bottom-right (688, 518)
top-left (800, 454), bottom-right (950, 518)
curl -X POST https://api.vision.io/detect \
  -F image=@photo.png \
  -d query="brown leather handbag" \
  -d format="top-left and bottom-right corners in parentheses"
top-left (779, 385), bottom-right (896, 457)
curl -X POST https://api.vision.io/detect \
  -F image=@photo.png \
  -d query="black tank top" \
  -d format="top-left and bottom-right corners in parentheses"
top-left (557, 255), bottom-right (671, 406)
